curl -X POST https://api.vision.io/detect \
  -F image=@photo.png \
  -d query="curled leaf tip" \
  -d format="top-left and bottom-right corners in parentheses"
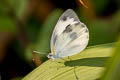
top-left (79, 0), bottom-right (88, 8)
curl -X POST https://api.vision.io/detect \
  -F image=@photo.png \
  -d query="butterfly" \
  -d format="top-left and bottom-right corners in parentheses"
top-left (47, 9), bottom-right (89, 59)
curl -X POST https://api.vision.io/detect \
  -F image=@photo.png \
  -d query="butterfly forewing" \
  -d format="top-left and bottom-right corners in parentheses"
top-left (50, 9), bottom-right (89, 58)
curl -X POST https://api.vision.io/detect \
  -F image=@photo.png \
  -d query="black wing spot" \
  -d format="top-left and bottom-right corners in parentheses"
top-left (62, 16), bottom-right (67, 21)
top-left (63, 24), bottom-right (72, 33)
top-left (81, 24), bottom-right (85, 27)
top-left (70, 32), bottom-right (78, 40)
top-left (85, 29), bottom-right (88, 33)
top-left (75, 22), bottom-right (80, 26)
top-left (73, 17), bottom-right (79, 21)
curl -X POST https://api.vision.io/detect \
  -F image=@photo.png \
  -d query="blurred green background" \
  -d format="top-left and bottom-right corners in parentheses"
top-left (0, 0), bottom-right (120, 80)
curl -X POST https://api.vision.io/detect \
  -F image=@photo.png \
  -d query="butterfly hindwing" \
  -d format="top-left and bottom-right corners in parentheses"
top-left (56, 22), bottom-right (89, 58)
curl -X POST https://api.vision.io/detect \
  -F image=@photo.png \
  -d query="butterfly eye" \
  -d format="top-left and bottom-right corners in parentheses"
top-left (47, 54), bottom-right (53, 58)
top-left (49, 54), bottom-right (52, 56)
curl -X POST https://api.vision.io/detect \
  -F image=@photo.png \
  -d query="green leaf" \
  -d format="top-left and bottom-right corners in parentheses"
top-left (92, 0), bottom-right (110, 15)
top-left (88, 11), bottom-right (120, 46)
top-left (7, 0), bottom-right (27, 19)
top-left (0, 16), bottom-right (16, 32)
top-left (0, 1), bottom-right (16, 32)
top-left (23, 43), bottom-right (114, 80)
top-left (15, 0), bottom-right (27, 19)
top-left (101, 39), bottom-right (120, 80)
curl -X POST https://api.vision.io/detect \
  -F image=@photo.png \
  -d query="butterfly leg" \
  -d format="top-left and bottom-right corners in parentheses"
top-left (49, 58), bottom-right (72, 70)
top-left (67, 56), bottom-right (72, 61)
top-left (59, 57), bottom-right (72, 62)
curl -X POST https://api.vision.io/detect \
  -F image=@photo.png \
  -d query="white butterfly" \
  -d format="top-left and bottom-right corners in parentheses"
top-left (47, 9), bottom-right (89, 59)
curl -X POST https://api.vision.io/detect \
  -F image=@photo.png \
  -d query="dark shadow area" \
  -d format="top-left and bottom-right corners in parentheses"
top-left (64, 57), bottom-right (110, 67)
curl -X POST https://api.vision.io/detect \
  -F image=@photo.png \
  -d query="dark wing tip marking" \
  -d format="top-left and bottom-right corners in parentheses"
top-left (75, 22), bottom-right (80, 26)
top-left (62, 16), bottom-right (67, 21)
top-left (60, 9), bottom-right (80, 21)
top-left (85, 29), bottom-right (89, 33)
top-left (63, 24), bottom-right (72, 33)
top-left (81, 23), bottom-right (86, 27)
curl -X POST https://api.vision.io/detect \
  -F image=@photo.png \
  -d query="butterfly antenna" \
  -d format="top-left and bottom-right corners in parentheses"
top-left (33, 50), bottom-right (47, 56)
top-left (33, 51), bottom-right (40, 54)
